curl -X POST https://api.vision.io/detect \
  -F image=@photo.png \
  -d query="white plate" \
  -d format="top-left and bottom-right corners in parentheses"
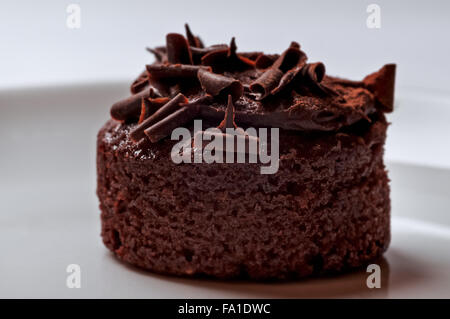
top-left (1, 84), bottom-right (449, 298)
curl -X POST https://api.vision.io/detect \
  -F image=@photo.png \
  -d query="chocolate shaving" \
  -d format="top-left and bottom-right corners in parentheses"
top-left (169, 84), bottom-right (181, 97)
top-left (147, 76), bottom-right (171, 97)
top-left (272, 44), bottom-right (306, 72)
top-left (228, 38), bottom-right (256, 68)
top-left (201, 38), bottom-right (254, 71)
top-left (270, 66), bottom-right (302, 95)
top-left (130, 93), bottom-right (188, 142)
top-left (238, 52), bottom-right (264, 60)
top-left (228, 37), bottom-right (238, 58)
top-left (201, 47), bottom-right (228, 70)
top-left (196, 38), bottom-right (205, 49)
top-left (297, 62), bottom-right (338, 97)
top-left (218, 95), bottom-right (237, 131)
top-left (166, 33), bottom-right (193, 65)
top-left (184, 23), bottom-right (203, 48)
top-left (190, 44), bottom-right (228, 64)
top-left (131, 78), bottom-right (148, 94)
top-left (139, 98), bottom-right (151, 124)
top-left (290, 41), bottom-right (301, 49)
top-left (250, 43), bottom-right (306, 99)
top-left (146, 64), bottom-right (211, 79)
top-left (249, 68), bottom-right (284, 100)
top-left (271, 52), bottom-right (308, 94)
top-left (180, 94), bottom-right (214, 108)
top-left (255, 54), bottom-right (277, 69)
top-left (236, 55), bottom-right (256, 68)
top-left (363, 64), bottom-right (396, 112)
top-left (191, 44), bottom-right (228, 56)
top-left (111, 88), bottom-right (155, 122)
top-left (197, 69), bottom-right (243, 101)
top-left (301, 62), bottom-right (325, 82)
top-left (138, 97), bottom-right (170, 124)
top-left (144, 106), bottom-right (199, 143)
top-left (130, 70), bottom-right (149, 94)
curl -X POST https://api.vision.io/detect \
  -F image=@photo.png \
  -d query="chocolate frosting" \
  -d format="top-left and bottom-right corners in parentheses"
top-left (110, 24), bottom-right (396, 143)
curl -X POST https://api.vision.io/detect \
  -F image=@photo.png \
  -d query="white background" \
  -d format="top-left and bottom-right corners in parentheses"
top-left (1, 0), bottom-right (450, 90)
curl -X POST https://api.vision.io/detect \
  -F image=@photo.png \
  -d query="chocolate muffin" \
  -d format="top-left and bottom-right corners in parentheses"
top-left (97, 25), bottom-right (396, 280)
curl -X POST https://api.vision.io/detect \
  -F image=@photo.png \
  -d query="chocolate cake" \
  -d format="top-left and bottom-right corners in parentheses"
top-left (97, 25), bottom-right (396, 280)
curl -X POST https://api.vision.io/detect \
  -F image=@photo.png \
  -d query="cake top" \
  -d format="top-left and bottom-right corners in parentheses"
top-left (110, 24), bottom-right (396, 143)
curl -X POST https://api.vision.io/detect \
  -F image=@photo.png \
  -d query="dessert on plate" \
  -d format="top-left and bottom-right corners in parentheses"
top-left (97, 24), bottom-right (396, 279)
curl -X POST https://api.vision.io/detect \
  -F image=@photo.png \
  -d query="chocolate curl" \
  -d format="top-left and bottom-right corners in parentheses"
top-left (196, 38), bottom-right (205, 49)
top-left (139, 98), bottom-right (151, 124)
top-left (228, 37), bottom-right (238, 58)
top-left (111, 88), bottom-right (154, 122)
top-left (166, 33), bottom-right (193, 65)
top-left (250, 44), bottom-right (305, 99)
top-left (270, 55), bottom-right (307, 95)
top-left (272, 44), bottom-right (305, 72)
top-left (236, 55), bottom-right (256, 68)
top-left (238, 51), bottom-right (264, 60)
top-left (197, 69), bottom-right (243, 101)
top-left (147, 75), bottom-right (171, 97)
top-left (185, 23), bottom-right (203, 48)
top-left (201, 47), bottom-right (228, 69)
top-left (218, 95), bottom-right (237, 131)
top-left (228, 37), bottom-right (256, 68)
top-left (146, 46), bottom-right (167, 63)
top-left (249, 68), bottom-right (284, 100)
top-left (299, 62), bottom-right (339, 97)
top-left (270, 66), bottom-right (301, 95)
top-left (169, 84), bottom-right (181, 97)
top-left (191, 44), bottom-right (228, 56)
top-left (130, 70), bottom-right (149, 94)
top-left (255, 54), bottom-right (277, 69)
top-left (302, 62), bottom-right (326, 82)
top-left (200, 37), bottom-right (238, 68)
top-left (144, 106), bottom-right (199, 143)
top-left (180, 94), bottom-right (214, 108)
top-left (131, 78), bottom-right (148, 94)
top-left (271, 53), bottom-right (307, 93)
top-left (191, 44), bottom-right (228, 64)
top-left (146, 64), bottom-right (211, 79)
top-left (138, 97), bottom-right (170, 124)
top-left (289, 41), bottom-right (301, 49)
top-left (130, 93), bottom-right (188, 142)
top-left (201, 38), bottom-right (255, 71)
top-left (363, 64), bottom-right (396, 112)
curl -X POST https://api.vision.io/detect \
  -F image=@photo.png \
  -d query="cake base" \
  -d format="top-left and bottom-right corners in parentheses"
top-left (97, 115), bottom-right (390, 280)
